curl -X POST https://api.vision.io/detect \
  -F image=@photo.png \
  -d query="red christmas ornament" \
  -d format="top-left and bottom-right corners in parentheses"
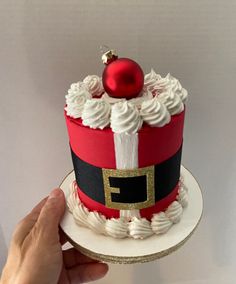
top-left (102, 50), bottom-right (144, 99)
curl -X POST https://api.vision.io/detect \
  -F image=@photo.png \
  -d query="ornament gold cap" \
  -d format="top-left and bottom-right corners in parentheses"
top-left (102, 49), bottom-right (118, 65)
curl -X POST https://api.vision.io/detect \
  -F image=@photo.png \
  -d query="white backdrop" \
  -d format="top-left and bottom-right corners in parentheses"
top-left (1, 1), bottom-right (236, 283)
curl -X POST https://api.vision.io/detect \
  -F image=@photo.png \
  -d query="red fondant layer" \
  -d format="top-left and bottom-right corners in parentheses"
top-left (65, 109), bottom-right (185, 169)
top-left (76, 182), bottom-right (179, 220)
top-left (77, 186), bottom-right (120, 219)
top-left (138, 110), bottom-right (185, 167)
top-left (140, 183), bottom-right (179, 218)
top-left (65, 112), bottom-right (116, 168)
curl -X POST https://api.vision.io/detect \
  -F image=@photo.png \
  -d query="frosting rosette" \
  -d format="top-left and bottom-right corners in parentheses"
top-left (110, 101), bottom-right (143, 134)
top-left (158, 90), bottom-right (184, 115)
top-left (144, 70), bottom-right (188, 103)
top-left (166, 201), bottom-right (183, 223)
top-left (168, 75), bottom-right (188, 103)
top-left (129, 217), bottom-right (153, 239)
top-left (144, 69), bottom-right (172, 94)
top-left (151, 212), bottom-right (172, 235)
top-left (144, 69), bottom-right (162, 93)
top-left (83, 75), bottom-right (104, 97)
top-left (101, 92), bottom-right (126, 104)
top-left (140, 97), bottom-right (171, 127)
top-left (65, 69), bottom-right (188, 131)
top-left (105, 218), bottom-right (128, 239)
top-left (82, 98), bottom-right (111, 129)
top-left (65, 82), bottom-right (92, 118)
top-left (129, 89), bottom-right (153, 108)
top-left (87, 211), bottom-right (106, 235)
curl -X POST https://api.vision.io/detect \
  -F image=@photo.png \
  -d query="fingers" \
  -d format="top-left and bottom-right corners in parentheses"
top-left (67, 263), bottom-right (109, 283)
top-left (35, 188), bottom-right (65, 242)
top-left (63, 248), bottom-right (98, 268)
top-left (12, 197), bottom-right (48, 245)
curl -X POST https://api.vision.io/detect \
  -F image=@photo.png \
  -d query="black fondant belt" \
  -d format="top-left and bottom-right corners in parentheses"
top-left (70, 144), bottom-right (182, 210)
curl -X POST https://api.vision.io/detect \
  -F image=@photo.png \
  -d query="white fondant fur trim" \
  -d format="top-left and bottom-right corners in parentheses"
top-left (114, 132), bottom-right (141, 219)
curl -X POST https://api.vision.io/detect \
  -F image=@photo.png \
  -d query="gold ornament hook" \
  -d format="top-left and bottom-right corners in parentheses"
top-left (100, 46), bottom-right (118, 65)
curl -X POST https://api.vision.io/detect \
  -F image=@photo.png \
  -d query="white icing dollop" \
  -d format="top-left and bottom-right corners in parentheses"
top-left (101, 93), bottom-right (126, 104)
top-left (129, 217), bottom-right (153, 239)
top-left (81, 98), bottom-right (111, 129)
top-left (110, 101), bottom-right (143, 134)
top-left (155, 73), bottom-right (173, 93)
top-left (65, 82), bottom-right (92, 118)
top-left (168, 75), bottom-right (188, 103)
top-left (129, 89), bottom-right (153, 108)
top-left (67, 182), bottom-right (81, 212)
top-left (105, 218), bottom-right (128, 239)
top-left (144, 69), bottom-right (162, 93)
top-left (72, 204), bottom-right (89, 227)
top-left (83, 75), bottom-right (103, 97)
top-left (140, 97), bottom-right (171, 127)
top-left (166, 201), bottom-right (183, 223)
top-left (87, 211), bottom-right (107, 235)
top-left (158, 90), bottom-right (184, 115)
top-left (177, 187), bottom-right (188, 208)
top-left (144, 70), bottom-right (173, 94)
top-left (151, 212), bottom-right (173, 235)
top-left (144, 70), bottom-right (188, 103)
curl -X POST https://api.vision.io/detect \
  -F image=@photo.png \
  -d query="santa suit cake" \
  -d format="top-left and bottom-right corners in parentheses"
top-left (64, 50), bottom-right (188, 239)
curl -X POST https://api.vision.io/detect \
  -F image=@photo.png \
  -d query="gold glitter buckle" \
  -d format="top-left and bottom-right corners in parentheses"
top-left (102, 166), bottom-right (155, 210)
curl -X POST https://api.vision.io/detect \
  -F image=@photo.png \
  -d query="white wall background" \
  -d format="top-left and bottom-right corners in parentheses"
top-left (1, 1), bottom-right (236, 283)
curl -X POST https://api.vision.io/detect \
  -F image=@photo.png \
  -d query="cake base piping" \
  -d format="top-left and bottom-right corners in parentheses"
top-left (66, 177), bottom-right (188, 239)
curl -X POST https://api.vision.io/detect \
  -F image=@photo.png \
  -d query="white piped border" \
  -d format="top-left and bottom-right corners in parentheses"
top-left (67, 177), bottom-right (188, 239)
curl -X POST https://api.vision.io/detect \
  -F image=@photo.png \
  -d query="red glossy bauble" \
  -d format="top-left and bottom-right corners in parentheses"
top-left (102, 58), bottom-right (144, 99)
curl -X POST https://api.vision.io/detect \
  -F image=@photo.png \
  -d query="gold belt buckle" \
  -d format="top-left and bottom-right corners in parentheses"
top-left (102, 166), bottom-right (155, 210)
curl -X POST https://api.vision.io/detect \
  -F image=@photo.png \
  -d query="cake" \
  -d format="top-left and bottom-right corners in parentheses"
top-left (64, 50), bottom-right (188, 239)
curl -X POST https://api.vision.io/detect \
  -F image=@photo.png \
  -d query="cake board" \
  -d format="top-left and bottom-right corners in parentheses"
top-left (60, 166), bottom-right (203, 264)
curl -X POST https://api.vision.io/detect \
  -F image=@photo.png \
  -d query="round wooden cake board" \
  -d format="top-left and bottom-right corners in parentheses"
top-left (60, 166), bottom-right (203, 264)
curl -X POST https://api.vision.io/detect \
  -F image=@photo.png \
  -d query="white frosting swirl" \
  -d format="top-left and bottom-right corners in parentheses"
top-left (144, 70), bottom-right (188, 103)
top-left (151, 212), bottom-right (172, 235)
top-left (83, 75), bottom-right (103, 97)
top-left (168, 75), bottom-right (188, 103)
top-left (155, 73), bottom-right (172, 92)
top-left (144, 70), bottom-right (173, 94)
top-left (105, 218), bottom-right (128, 238)
top-left (140, 97), bottom-right (171, 127)
top-left (67, 181), bottom-right (81, 212)
top-left (65, 82), bottom-right (92, 118)
top-left (166, 201), bottom-right (183, 223)
top-left (144, 69), bottom-right (162, 93)
top-left (179, 88), bottom-right (188, 104)
top-left (158, 90), bottom-right (184, 115)
top-left (129, 217), bottom-right (153, 239)
top-left (177, 187), bottom-right (188, 208)
top-left (72, 204), bottom-right (89, 227)
top-left (81, 99), bottom-right (111, 129)
top-left (103, 89), bottom-right (153, 109)
top-left (101, 92), bottom-right (125, 104)
top-left (129, 89), bottom-right (153, 108)
top-left (87, 211), bottom-right (107, 235)
top-left (110, 101), bottom-right (143, 134)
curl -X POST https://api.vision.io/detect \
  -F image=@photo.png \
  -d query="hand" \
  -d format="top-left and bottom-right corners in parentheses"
top-left (0, 189), bottom-right (108, 284)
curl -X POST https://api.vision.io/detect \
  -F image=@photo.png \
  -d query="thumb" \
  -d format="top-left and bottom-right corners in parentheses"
top-left (12, 197), bottom-right (48, 246)
top-left (36, 188), bottom-right (65, 242)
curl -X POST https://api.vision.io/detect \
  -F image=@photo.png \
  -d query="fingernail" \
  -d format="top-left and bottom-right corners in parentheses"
top-left (49, 189), bottom-right (62, 199)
